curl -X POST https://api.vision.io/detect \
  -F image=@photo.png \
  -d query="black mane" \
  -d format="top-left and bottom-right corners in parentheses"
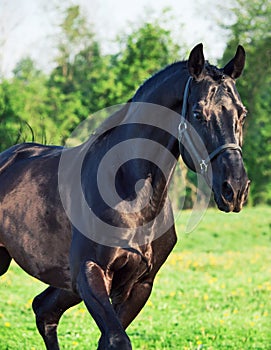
top-left (133, 61), bottom-right (186, 100)
top-left (133, 60), bottom-right (225, 101)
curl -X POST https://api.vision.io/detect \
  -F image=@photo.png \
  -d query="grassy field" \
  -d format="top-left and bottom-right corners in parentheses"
top-left (0, 206), bottom-right (270, 349)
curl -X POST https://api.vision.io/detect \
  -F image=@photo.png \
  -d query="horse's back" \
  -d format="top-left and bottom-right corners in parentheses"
top-left (0, 142), bottom-right (63, 173)
top-left (0, 142), bottom-right (72, 290)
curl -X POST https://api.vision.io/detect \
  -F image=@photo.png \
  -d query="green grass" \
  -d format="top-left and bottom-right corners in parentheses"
top-left (0, 207), bottom-right (271, 349)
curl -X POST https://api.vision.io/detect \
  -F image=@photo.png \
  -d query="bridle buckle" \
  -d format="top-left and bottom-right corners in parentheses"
top-left (199, 159), bottom-right (208, 174)
top-left (178, 120), bottom-right (187, 141)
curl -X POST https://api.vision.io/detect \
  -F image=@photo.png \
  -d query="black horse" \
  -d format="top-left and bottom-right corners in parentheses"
top-left (0, 44), bottom-right (250, 349)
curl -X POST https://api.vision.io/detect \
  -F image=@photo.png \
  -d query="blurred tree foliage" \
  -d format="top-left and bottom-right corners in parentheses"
top-left (0, 2), bottom-right (270, 207)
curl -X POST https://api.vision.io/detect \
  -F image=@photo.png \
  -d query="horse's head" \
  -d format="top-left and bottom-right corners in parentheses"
top-left (180, 44), bottom-right (250, 212)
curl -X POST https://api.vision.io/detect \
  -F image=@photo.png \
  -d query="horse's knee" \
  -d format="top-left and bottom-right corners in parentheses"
top-left (32, 294), bottom-right (42, 317)
top-left (32, 291), bottom-right (58, 341)
top-left (32, 288), bottom-right (57, 324)
top-left (32, 287), bottom-right (80, 326)
top-left (32, 294), bottom-right (46, 329)
top-left (0, 247), bottom-right (12, 276)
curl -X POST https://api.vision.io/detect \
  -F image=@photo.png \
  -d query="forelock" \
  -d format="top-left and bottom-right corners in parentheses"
top-left (204, 62), bottom-right (224, 82)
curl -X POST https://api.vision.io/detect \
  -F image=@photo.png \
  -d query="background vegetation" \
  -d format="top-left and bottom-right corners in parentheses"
top-left (0, 207), bottom-right (270, 349)
top-left (0, 0), bottom-right (270, 208)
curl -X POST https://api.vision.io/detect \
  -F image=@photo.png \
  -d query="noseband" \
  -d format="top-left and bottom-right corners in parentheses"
top-left (178, 77), bottom-right (242, 175)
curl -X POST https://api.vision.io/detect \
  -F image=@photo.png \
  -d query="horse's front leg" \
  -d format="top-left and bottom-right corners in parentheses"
top-left (114, 226), bottom-right (177, 330)
top-left (76, 260), bottom-right (131, 350)
top-left (113, 277), bottom-right (153, 330)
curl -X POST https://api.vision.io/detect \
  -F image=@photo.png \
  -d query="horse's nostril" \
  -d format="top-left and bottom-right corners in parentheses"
top-left (222, 181), bottom-right (234, 202)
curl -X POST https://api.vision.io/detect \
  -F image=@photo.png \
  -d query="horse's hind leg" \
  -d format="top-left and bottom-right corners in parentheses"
top-left (32, 286), bottom-right (81, 350)
top-left (0, 245), bottom-right (12, 276)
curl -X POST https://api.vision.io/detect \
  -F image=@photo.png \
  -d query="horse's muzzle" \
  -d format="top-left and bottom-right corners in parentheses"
top-left (215, 178), bottom-right (251, 212)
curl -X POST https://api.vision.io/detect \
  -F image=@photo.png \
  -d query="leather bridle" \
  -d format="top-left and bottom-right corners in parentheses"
top-left (178, 77), bottom-right (242, 175)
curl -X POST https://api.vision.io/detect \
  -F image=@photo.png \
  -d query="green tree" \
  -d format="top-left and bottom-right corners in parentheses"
top-left (48, 5), bottom-right (104, 142)
top-left (12, 58), bottom-right (53, 142)
top-left (0, 57), bottom-right (52, 150)
top-left (0, 80), bottom-right (23, 150)
top-left (113, 17), bottom-right (185, 102)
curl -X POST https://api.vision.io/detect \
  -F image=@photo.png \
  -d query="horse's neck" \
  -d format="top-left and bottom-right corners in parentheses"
top-left (117, 71), bottom-right (187, 210)
top-left (110, 125), bottom-right (177, 214)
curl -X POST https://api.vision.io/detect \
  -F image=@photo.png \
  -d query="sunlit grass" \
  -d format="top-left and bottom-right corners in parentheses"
top-left (0, 207), bottom-right (270, 349)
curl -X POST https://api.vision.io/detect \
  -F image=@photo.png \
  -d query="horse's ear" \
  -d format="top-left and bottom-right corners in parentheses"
top-left (188, 43), bottom-right (205, 79)
top-left (223, 45), bottom-right (246, 79)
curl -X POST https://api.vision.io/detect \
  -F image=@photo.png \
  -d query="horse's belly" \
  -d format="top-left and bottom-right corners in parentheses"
top-left (0, 181), bottom-right (73, 289)
top-left (0, 220), bottom-right (72, 290)
top-left (0, 144), bottom-right (76, 290)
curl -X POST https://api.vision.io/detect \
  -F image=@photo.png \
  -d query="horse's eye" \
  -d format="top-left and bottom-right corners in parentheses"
top-left (241, 113), bottom-right (247, 125)
top-left (239, 108), bottom-right (248, 125)
top-left (193, 111), bottom-right (203, 121)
